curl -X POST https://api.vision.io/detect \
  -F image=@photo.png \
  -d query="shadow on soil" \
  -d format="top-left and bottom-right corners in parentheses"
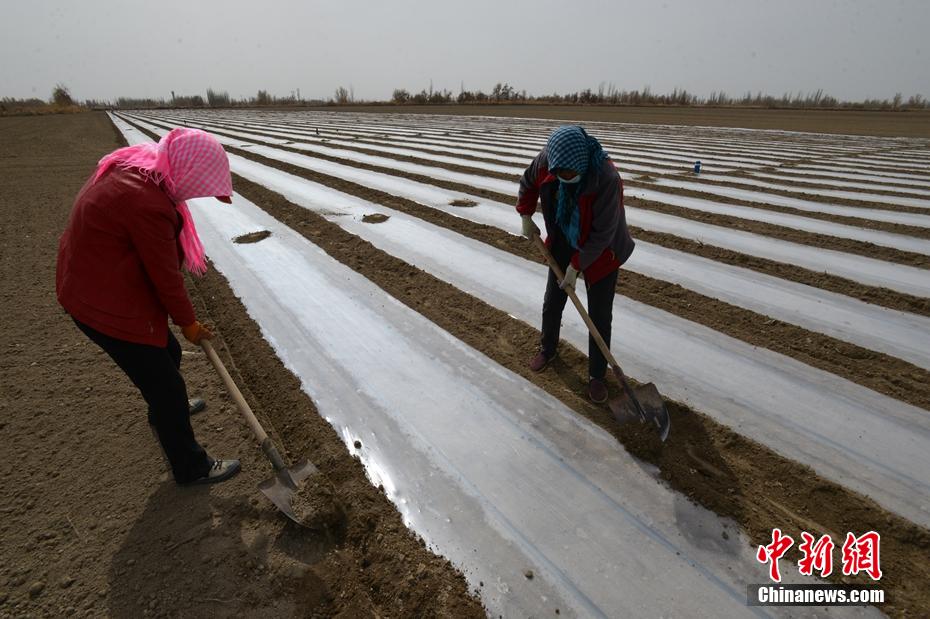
top-left (106, 480), bottom-right (340, 618)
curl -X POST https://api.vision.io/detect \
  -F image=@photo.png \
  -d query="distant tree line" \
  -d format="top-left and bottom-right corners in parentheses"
top-left (2, 85), bottom-right (329, 114)
top-left (109, 87), bottom-right (326, 109)
top-left (2, 82), bottom-right (928, 115)
top-left (390, 82), bottom-right (929, 110)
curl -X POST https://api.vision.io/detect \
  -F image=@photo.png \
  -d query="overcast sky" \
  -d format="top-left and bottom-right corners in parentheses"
top-left (2, 0), bottom-right (928, 103)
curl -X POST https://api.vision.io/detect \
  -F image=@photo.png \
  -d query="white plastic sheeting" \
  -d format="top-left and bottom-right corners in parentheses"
top-left (128, 112), bottom-right (519, 194)
top-left (627, 186), bottom-right (930, 254)
top-left (662, 175), bottom-right (930, 209)
top-left (123, 114), bottom-right (930, 298)
top-left (141, 112), bottom-right (930, 218)
top-left (649, 178), bottom-right (930, 222)
top-left (629, 208), bottom-right (930, 297)
top-left (112, 110), bottom-right (930, 535)
top-left (833, 156), bottom-right (930, 170)
top-left (111, 116), bottom-right (880, 617)
top-left (746, 170), bottom-right (930, 196)
top-left (792, 164), bottom-right (930, 184)
top-left (215, 151), bottom-right (930, 530)
top-left (119, 114), bottom-right (930, 369)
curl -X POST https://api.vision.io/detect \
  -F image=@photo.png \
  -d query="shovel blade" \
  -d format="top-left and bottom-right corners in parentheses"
top-left (635, 383), bottom-right (671, 442)
top-left (608, 392), bottom-right (639, 424)
top-left (258, 460), bottom-right (318, 526)
top-left (608, 379), bottom-right (671, 442)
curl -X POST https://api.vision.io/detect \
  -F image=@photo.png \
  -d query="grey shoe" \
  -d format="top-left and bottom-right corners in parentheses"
top-left (184, 459), bottom-right (241, 486)
top-left (189, 398), bottom-right (207, 415)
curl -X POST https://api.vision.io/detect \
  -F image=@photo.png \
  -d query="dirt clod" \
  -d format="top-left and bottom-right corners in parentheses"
top-left (449, 198), bottom-right (478, 207)
top-left (233, 230), bottom-right (272, 244)
top-left (289, 472), bottom-right (348, 534)
top-left (362, 213), bottom-right (389, 224)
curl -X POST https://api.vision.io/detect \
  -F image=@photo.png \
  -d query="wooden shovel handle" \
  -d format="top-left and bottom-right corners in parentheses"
top-left (531, 234), bottom-right (622, 372)
top-left (200, 339), bottom-right (269, 444)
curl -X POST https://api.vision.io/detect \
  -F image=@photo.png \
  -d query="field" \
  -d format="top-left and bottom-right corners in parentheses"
top-left (290, 104), bottom-right (930, 138)
top-left (3, 108), bottom-right (929, 617)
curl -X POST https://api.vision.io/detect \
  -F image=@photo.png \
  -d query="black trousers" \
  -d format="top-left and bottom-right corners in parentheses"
top-left (540, 236), bottom-right (619, 380)
top-left (74, 319), bottom-right (211, 483)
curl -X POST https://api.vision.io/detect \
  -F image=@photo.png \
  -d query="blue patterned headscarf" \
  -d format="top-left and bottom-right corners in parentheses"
top-left (546, 126), bottom-right (609, 249)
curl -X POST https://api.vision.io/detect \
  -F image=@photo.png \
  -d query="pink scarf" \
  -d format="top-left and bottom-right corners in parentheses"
top-left (94, 128), bottom-right (232, 275)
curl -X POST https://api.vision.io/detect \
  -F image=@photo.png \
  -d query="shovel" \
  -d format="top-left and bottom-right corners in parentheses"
top-left (201, 339), bottom-right (318, 524)
top-left (531, 234), bottom-right (671, 441)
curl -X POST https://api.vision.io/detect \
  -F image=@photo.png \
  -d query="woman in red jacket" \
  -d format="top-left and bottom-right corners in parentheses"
top-left (516, 125), bottom-right (635, 404)
top-left (57, 127), bottom-right (239, 485)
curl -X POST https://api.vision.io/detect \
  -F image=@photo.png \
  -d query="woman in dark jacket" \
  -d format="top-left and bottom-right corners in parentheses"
top-left (516, 125), bottom-right (635, 403)
top-left (57, 127), bottom-right (240, 485)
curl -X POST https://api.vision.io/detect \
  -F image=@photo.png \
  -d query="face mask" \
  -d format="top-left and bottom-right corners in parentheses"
top-left (559, 174), bottom-right (581, 184)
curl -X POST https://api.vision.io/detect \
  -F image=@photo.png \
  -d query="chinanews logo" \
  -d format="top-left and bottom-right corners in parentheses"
top-left (748, 529), bottom-right (885, 607)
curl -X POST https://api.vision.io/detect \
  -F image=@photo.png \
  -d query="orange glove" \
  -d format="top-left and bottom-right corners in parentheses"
top-left (181, 321), bottom-right (214, 345)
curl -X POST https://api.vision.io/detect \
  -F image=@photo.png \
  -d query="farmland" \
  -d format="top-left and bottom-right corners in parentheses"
top-left (3, 108), bottom-right (929, 617)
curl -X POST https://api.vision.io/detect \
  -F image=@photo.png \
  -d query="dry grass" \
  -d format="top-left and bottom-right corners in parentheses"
top-left (0, 103), bottom-right (85, 117)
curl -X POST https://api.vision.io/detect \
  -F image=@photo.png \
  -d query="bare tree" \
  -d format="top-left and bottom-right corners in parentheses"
top-left (206, 88), bottom-right (230, 106)
top-left (51, 83), bottom-right (73, 106)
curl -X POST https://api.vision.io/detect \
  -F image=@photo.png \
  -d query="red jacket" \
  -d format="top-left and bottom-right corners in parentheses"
top-left (57, 168), bottom-right (196, 346)
top-left (517, 152), bottom-right (635, 285)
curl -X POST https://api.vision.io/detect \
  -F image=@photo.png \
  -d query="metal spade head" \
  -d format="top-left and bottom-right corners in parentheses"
top-left (257, 459), bottom-right (318, 526)
top-left (607, 371), bottom-right (671, 442)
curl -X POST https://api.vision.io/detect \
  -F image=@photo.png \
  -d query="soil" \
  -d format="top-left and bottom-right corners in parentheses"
top-left (287, 472), bottom-right (347, 534)
top-left (448, 199), bottom-right (477, 208)
top-left (118, 114), bottom-right (930, 615)
top-left (0, 112), bottom-right (485, 618)
top-left (233, 230), bottom-right (272, 244)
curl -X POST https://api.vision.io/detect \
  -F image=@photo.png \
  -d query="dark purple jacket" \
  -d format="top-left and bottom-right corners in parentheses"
top-left (516, 150), bottom-right (635, 284)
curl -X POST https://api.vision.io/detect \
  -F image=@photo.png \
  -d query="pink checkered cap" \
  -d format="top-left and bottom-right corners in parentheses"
top-left (160, 128), bottom-right (232, 202)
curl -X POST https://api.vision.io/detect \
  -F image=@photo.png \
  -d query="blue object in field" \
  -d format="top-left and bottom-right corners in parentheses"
top-left (693, 160), bottom-right (702, 174)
